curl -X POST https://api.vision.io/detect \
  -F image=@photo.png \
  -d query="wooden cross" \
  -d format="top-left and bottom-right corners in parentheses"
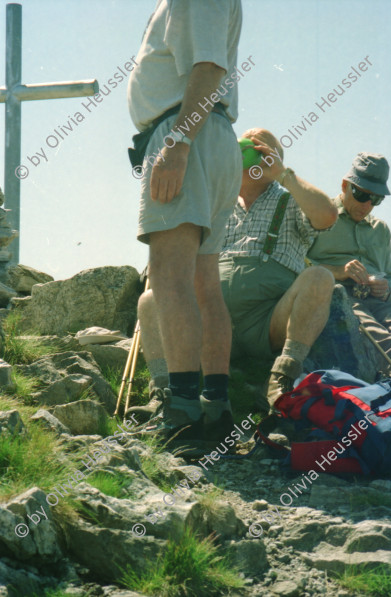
top-left (0, 3), bottom-right (99, 265)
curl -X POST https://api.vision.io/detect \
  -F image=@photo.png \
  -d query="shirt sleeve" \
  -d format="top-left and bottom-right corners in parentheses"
top-left (164, 0), bottom-right (231, 77)
top-left (295, 206), bottom-right (319, 247)
top-left (383, 228), bottom-right (391, 289)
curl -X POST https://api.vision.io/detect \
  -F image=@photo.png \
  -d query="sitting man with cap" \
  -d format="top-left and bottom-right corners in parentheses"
top-left (219, 128), bottom-right (338, 412)
top-left (308, 152), bottom-right (391, 371)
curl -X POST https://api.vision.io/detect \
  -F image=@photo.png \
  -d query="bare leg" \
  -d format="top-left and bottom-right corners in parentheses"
top-left (267, 266), bottom-right (334, 410)
top-left (269, 266), bottom-right (335, 351)
top-left (149, 223), bottom-right (202, 372)
top-left (138, 289), bottom-right (165, 363)
top-left (194, 253), bottom-right (231, 375)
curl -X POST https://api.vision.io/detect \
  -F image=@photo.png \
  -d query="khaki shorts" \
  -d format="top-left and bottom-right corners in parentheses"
top-left (137, 112), bottom-right (242, 254)
top-left (219, 256), bottom-right (297, 360)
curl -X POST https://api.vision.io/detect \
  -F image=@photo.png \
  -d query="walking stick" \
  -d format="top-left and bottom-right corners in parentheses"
top-left (114, 276), bottom-right (149, 416)
top-left (123, 319), bottom-right (143, 419)
top-left (359, 324), bottom-right (391, 367)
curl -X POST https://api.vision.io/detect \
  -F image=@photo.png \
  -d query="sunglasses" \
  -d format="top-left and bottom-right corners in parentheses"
top-left (350, 183), bottom-right (384, 206)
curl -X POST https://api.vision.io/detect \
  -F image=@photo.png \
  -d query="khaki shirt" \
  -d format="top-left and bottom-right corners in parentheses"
top-left (307, 196), bottom-right (391, 289)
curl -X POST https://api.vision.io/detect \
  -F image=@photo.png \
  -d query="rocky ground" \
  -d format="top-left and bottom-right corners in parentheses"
top-left (0, 265), bottom-right (390, 597)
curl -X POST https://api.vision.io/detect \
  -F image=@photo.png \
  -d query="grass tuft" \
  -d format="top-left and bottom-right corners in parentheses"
top-left (0, 422), bottom-right (77, 501)
top-left (336, 564), bottom-right (391, 596)
top-left (119, 527), bottom-right (244, 596)
top-left (1, 312), bottom-right (58, 365)
top-left (100, 365), bottom-right (123, 395)
top-left (87, 470), bottom-right (135, 498)
top-left (7, 370), bottom-right (41, 404)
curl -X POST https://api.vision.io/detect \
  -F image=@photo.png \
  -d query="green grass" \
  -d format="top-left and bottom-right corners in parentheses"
top-left (87, 470), bottom-right (135, 498)
top-left (141, 452), bottom-right (173, 493)
top-left (1, 311), bottom-right (59, 365)
top-left (7, 370), bottom-right (42, 404)
top-left (119, 527), bottom-right (245, 597)
top-left (101, 365), bottom-right (123, 395)
top-left (0, 419), bottom-right (78, 501)
top-left (337, 565), bottom-right (391, 596)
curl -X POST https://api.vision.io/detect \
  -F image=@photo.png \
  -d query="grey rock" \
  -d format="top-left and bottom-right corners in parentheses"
top-left (0, 409), bottom-right (25, 435)
top-left (102, 589), bottom-right (146, 597)
top-left (302, 547), bottom-right (391, 574)
top-left (0, 281), bottom-right (16, 307)
top-left (0, 487), bottom-right (62, 562)
top-left (270, 580), bottom-right (301, 596)
top-left (188, 501), bottom-right (247, 540)
top-left (305, 284), bottom-right (380, 382)
top-left (252, 499), bottom-right (269, 511)
top-left (87, 342), bottom-right (130, 372)
top-left (52, 400), bottom-right (108, 435)
top-left (227, 539), bottom-right (269, 574)
top-left (16, 351), bottom-right (116, 414)
top-left (34, 373), bottom-right (93, 405)
top-left (0, 560), bottom-right (50, 597)
top-left (309, 484), bottom-right (391, 510)
top-left (6, 264), bottom-right (53, 294)
top-left (283, 520), bottom-right (329, 550)
top-left (344, 520), bottom-right (391, 553)
top-left (30, 409), bottom-right (71, 435)
top-left (11, 265), bottom-right (140, 336)
top-left (0, 359), bottom-right (12, 388)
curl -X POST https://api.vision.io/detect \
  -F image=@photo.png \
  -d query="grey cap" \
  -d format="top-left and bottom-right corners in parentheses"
top-left (344, 152), bottom-right (390, 195)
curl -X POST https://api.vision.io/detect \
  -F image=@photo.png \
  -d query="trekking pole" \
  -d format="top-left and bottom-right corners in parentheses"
top-left (359, 324), bottom-right (391, 367)
top-left (123, 320), bottom-right (143, 419)
top-left (114, 276), bottom-right (149, 416)
top-left (122, 277), bottom-right (150, 418)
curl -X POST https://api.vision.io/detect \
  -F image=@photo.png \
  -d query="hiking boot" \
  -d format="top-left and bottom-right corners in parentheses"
top-left (267, 372), bottom-right (295, 410)
top-left (255, 378), bottom-right (270, 415)
top-left (200, 395), bottom-right (235, 447)
top-left (133, 389), bottom-right (205, 455)
top-left (124, 380), bottom-right (165, 423)
top-left (267, 356), bottom-right (303, 411)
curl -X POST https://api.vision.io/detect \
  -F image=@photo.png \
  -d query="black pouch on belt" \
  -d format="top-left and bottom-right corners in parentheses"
top-left (127, 102), bottom-right (228, 168)
top-left (128, 104), bottom-right (181, 169)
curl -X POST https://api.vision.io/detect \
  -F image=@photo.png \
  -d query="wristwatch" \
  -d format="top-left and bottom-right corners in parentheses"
top-left (277, 167), bottom-right (295, 186)
top-left (174, 132), bottom-right (193, 146)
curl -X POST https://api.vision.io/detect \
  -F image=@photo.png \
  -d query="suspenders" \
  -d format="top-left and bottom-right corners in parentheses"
top-left (262, 191), bottom-right (290, 261)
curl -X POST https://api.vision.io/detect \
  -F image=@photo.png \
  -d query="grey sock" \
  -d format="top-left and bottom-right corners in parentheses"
top-left (281, 339), bottom-right (310, 363)
top-left (148, 358), bottom-right (169, 388)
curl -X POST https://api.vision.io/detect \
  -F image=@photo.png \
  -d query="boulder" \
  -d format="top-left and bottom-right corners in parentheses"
top-left (0, 487), bottom-right (62, 563)
top-left (0, 409), bottom-right (25, 435)
top-left (0, 281), bottom-right (17, 307)
top-left (15, 351), bottom-right (116, 414)
top-left (52, 400), bottom-right (108, 435)
top-left (30, 409), bottom-right (71, 435)
top-left (227, 539), bottom-right (269, 575)
top-left (86, 342), bottom-right (130, 372)
top-left (305, 284), bottom-right (380, 382)
top-left (11, 266), bottom-right (141, 336)
top-left (6, 264), bottom-right (54, 294)
top-left (0, 358), bottom-right (12, 388)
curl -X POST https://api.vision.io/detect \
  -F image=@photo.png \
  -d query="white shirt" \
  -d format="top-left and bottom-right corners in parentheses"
top-left (128, 0), bottom-right (242, 131)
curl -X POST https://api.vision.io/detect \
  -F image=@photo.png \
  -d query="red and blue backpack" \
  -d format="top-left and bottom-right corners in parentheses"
top-left (256, 370), bottom-right (391, 476)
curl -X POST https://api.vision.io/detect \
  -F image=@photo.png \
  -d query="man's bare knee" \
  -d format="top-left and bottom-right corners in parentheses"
top-left (299, 266), bottom-right (334, 296)
top-left (138, 289), bottom-right (155, 317)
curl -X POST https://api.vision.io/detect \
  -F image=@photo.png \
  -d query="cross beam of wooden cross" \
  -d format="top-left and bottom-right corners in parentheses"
top-left (0, 3), bottom-right (99, 265)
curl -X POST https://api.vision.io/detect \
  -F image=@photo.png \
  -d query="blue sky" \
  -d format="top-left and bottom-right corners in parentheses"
top-left (0, 0), bottom-right (390, 279)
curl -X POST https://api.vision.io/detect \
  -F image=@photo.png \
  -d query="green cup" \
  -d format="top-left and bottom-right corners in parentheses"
top-left (238, 137), bottom-right (262, 169)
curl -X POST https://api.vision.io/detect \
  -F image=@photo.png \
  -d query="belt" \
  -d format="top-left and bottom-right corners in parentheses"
top-left (128, 102), bottom-right (228, 169)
